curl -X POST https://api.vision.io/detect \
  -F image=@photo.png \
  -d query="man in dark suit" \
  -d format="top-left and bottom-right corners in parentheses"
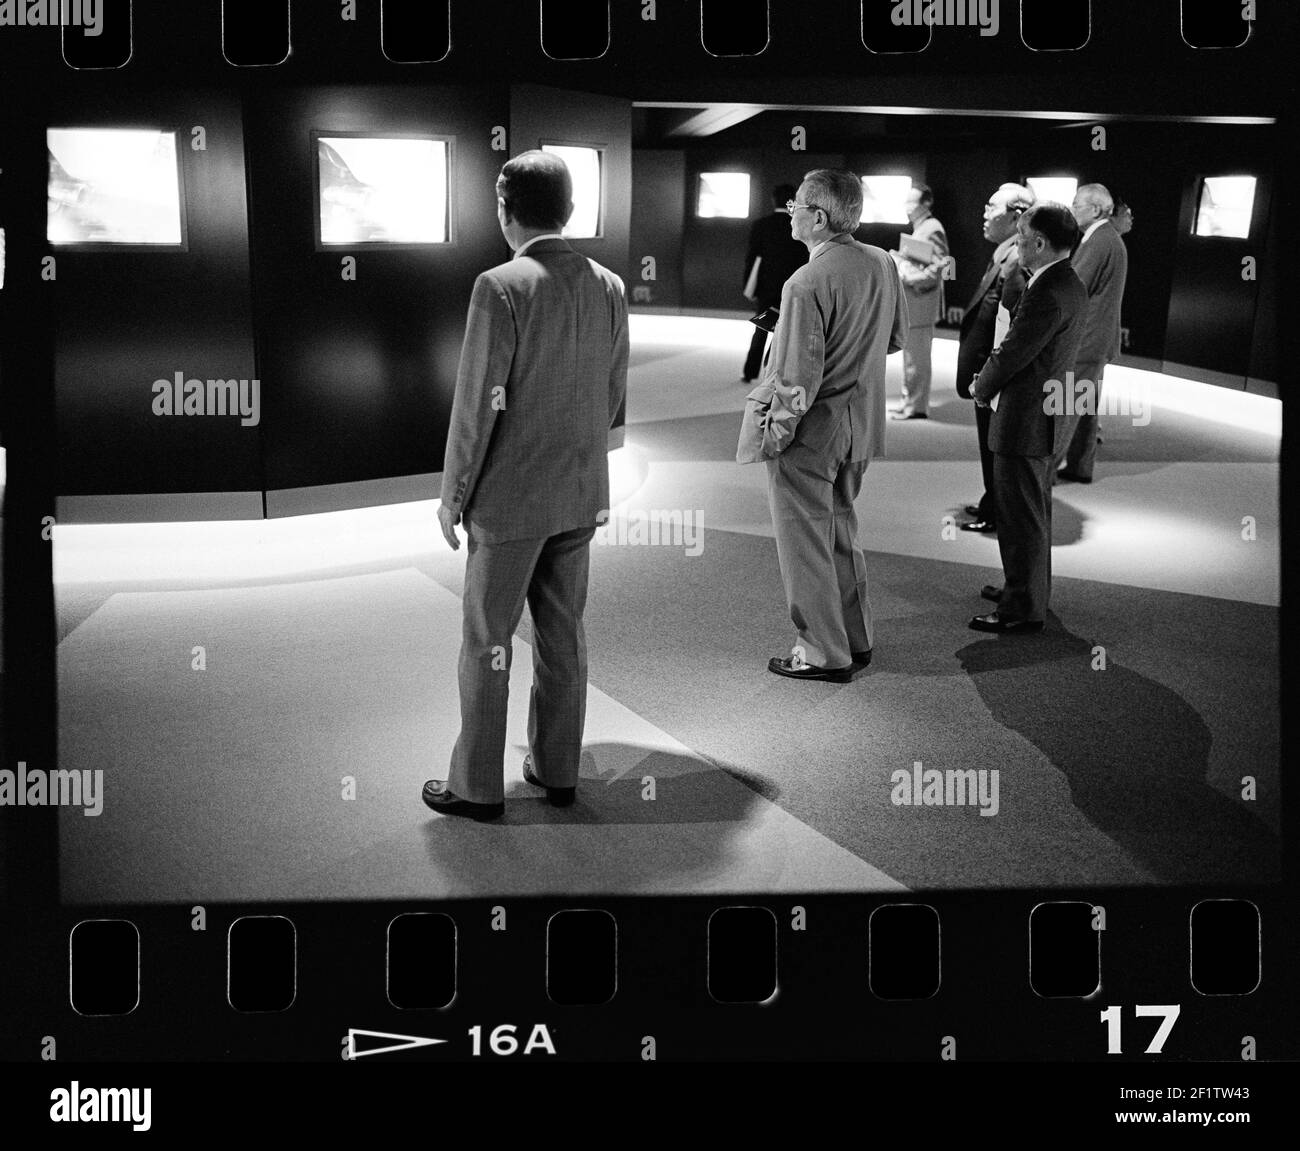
top-left (970, 203), bottom-right (1087, 633)
top-left (424, 150), bottom-right (629, 819)
top-left (741, 183), bottom-right (808, 382)
top-left (1055, 182), bottom-right (1128, 483)
top-left (736, 168), bottom-right (908, 680)
top-left (956, 182), bottom-right (1036, 534)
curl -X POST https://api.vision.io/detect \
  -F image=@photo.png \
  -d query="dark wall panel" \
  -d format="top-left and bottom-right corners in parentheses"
top-left (509, 83), bottom-right (633, 286)
top-left (629, 150), bottom-right (686, 309)
top-left (52, 91), bottom-right (260, 497)
top-left (246, 84), bottom-right (510, 495)
top-left (1166, 170), bottom-right (1273, 381)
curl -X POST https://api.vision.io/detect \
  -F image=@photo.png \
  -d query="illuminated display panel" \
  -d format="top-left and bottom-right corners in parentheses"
top-left (1195, 176), bottom-right (1256, 238)
top-left (541, 144), bottom-right (603, 239)
top-left (1026, 176), bottom-right (1079, 207)
top-left (48, 128), bottom-right (184, 246)
top-left (316, 134), bottom-right (449, 246)
top-left (697, 172), bottom-right (751, 218)
top-left (860, 175), bottom-right (913, 223)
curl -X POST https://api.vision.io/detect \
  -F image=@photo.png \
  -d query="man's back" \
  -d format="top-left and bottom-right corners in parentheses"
top-left (1072, 223), bottom-right (1128, 365)
top-left (444, 238), bottom-right (628, 542)
top-left (776, 237), bottom-right (908, 472)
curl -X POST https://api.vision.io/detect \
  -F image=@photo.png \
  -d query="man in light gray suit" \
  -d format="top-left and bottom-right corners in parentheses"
top-left (424, 150), bottom-right (629, 820)
top-left (1056, 182), bottom-right (1128, 483)
top-left (891, 183), bottom-right (949, 419)
top-left (739, 168), bottom-right (908, 682)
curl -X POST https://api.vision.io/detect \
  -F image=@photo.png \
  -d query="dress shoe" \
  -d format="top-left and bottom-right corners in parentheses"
top-left (963, 505), bottom-right (982, 518)
top-left (1055, 469), bottom-right (1092, 484)
top-left (889, 410), bottom-right (928, 420)
top-left (767, 655), bottom-right (853, 683)
top-left (959, 519), bottom-right (995, 533)
top-left (522, 755), bottom-right (575, 808)
top-left (968, 612), bottom-right (1044, 634)
top-left (980, 584), bottom-right (1003, 602)
top-left (851, 649), bottom-right (873, 667)
top-left (421, 780), bottom-right (504, 821)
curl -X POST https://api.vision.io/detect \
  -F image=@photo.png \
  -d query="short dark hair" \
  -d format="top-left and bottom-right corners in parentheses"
top-left (496, 150), bottom-right (572, 230)
top-left (912, 183), bottom-right (934, 207)
top-left (1023, 202), bottom-right (1079, 254)
top-left (773, 183), bottom-right (797, 209)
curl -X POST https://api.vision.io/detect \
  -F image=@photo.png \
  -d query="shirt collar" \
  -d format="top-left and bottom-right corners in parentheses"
top-left (514, 233), bottom-right (567, 258)
top-left (992, 235), bottom-right (1019, 268)
top-left (1080, 218), bottom-right (1108, 245)
top-left (1027, 255), bottom-right (1068, 284)
top-left (809, 233), bottom-right (853, 260)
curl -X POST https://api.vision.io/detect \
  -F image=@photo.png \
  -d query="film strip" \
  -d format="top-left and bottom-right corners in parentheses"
top-left (0, 0), bottom-right (1294, 1132)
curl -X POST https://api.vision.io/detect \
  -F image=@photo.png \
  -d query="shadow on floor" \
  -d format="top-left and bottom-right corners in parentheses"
top-left (954, 622), bottom-right (1279, 884)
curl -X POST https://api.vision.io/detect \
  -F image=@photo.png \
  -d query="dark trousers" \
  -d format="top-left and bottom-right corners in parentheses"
top-left (958, 337), bottom-right (997, 522)
top-left (992, 452), bottom-right (1052, 622)
top-left (1054, 362), bottom-right (1104, 479)
top-left (975, 402), bottom-right (997, 524)
top-left (743, 326), bottom-right (769, 381)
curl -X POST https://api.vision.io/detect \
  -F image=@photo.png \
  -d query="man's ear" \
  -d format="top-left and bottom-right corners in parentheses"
top-left (561, 198), bottom-right (575, 228)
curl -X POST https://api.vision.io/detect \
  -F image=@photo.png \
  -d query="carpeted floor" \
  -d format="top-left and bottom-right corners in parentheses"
top-left (51, 316), bottom-right (1280, 900)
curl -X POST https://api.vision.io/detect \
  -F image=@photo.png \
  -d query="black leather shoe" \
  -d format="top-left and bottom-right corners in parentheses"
top-left (968, 612), bottom-right (1044, 634)
top-left (768, 656), bottom-right (853, 683)
top-left (889, 410), bottom-right (928, 420)
top-left (851, 649), bottom-right (873, 666)
top-left (964, 505), bottom-right (982, 518)
top-left (980, 585), bottom-right (1003, 602)
top-left (1056, 469), bottom-right (1092, 484)
top-left (522, 755), bottom-right (575, 807)
top-left (960, 519), bottom-right (996, 533)
top-left (421, 780), bottom-right (504, 821)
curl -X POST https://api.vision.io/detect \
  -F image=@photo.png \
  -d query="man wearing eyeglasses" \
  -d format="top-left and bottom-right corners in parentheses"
top-left (737, 169), bottom-right (909, 682)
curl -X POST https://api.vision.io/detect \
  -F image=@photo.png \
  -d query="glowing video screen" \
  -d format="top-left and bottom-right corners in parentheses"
top-left (317, 135), bottom-right (449, 245)
top-left (1026, 176), bottom-right (1079, 207)
top-left (860, 175), bottom-right (913, 223)
top-left (47, 128), bottom-right (184, 246)
top-left (697, 172), bottom-right (751, 219)
top-left (541, 144), bottom-right (603, 239)
top-left (1195, 176), bottom-right (1256, 238)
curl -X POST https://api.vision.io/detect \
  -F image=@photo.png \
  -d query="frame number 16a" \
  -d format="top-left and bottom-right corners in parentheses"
top-left (1100, 1004), bottom-right (1181, 1054)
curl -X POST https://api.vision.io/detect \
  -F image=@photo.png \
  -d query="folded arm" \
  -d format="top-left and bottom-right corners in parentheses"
top-left (971, 282), bottom-right (1061, 404)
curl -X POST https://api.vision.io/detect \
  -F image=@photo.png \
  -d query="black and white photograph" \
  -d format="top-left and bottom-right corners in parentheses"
top-left (0, 0), bottom-right (1294, 1114)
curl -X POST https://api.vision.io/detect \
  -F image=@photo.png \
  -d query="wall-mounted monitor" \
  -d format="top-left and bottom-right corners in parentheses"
top-left (1195, 176), bottom-right (1256, 239)
top-left (315, 133), bottom-right (450, 247)
top-left (697, 172), bottom-right (750, 219)
top-left (1026, 176), bottom-right (1078, 207)
top-left (859, 175), bottom-right (913, 224)
top-left (541, 143), bottom-right (604, 239)
top-left (47, 128), bottom-right (185, 247)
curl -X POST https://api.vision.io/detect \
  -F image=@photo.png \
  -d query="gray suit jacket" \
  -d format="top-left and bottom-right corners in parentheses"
top-left (1071, 220), bottom-right (1128, 368)
top-left (738, 234), bottom-right (909, 479)
top-left (441, 238), bottom-right (629, 542)
top-left (973, 259), bottom-right (1087, 458)
top-left (898, 213), bottom-right (949, 328)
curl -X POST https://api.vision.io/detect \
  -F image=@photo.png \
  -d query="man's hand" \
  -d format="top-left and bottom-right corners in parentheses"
top-left (437, 503), bottom-right (461, 551)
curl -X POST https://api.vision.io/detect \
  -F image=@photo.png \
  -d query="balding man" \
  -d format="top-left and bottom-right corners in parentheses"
top-left (1056, 182), bottom-right (1128, 483)
top-left (738, 168), bottom-right (908, 680)
top-left (956, 182), bottom-right (1036, 534)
